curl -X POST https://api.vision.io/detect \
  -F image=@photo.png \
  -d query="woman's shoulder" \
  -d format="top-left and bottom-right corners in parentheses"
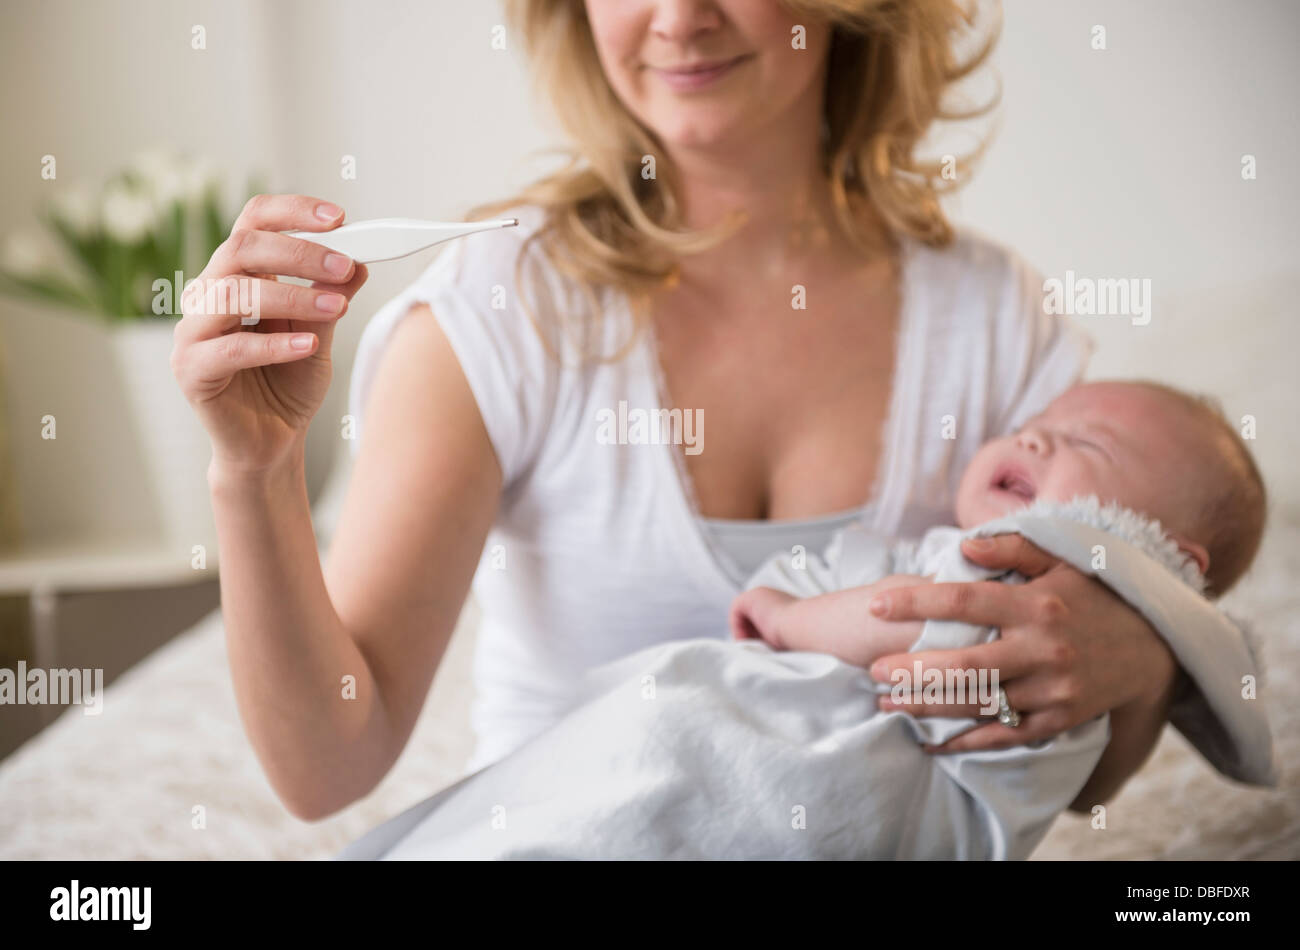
top-left (420, 202), bottom-right (617, 342)
top-left (901, 225), bottom-right (1071, 360)
top-left (412, 202), bottom-right (549, 296)
top-left (349, 202), bottom-right (575, 479)
top-left (897, 224), bottom-right (1093, 433)
top-left (905, 226), bottom-right (1043, 311)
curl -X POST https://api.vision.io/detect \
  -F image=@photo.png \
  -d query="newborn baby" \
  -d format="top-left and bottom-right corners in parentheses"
top-left (340, 380), bottom-right (1271, 861)
top-left (731, 379), bottom-right (1265, 677)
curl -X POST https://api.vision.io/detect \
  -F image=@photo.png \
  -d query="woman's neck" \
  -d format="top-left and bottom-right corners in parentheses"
top-left (662, 110), bottom-right (881, 287)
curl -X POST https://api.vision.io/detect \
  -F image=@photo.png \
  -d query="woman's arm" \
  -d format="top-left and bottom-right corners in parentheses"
top-left (215, 302), bottom-right (500, 820)
top-left (1065, 668), bottom-right (1183, 811)
top-left (866, 534), bottom-right (1180, 802)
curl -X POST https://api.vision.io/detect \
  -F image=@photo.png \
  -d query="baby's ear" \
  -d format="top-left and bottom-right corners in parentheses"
top-left (1172, 535), bottom-right (1210, 578)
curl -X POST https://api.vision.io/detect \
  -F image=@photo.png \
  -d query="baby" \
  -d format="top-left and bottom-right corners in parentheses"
top-left (730, 379), bottom-right (1267, 674)
top-left (341, 379), bottom-right (1271, 861)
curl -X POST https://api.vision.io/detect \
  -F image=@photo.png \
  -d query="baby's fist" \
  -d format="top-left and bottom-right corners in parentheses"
top-left (728, 587), bottom-right (796, 648)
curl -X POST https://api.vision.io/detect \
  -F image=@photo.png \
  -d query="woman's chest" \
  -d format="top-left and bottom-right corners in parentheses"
top-left (648, 272), bottom-right (902, 521)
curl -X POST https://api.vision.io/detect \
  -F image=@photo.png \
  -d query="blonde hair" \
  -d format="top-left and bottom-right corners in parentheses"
top-left (467, 0), bottom-right (1001, 357)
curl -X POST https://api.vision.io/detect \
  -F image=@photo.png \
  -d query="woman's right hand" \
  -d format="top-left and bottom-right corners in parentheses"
top-left (171, 194), bottom-right (370, 476)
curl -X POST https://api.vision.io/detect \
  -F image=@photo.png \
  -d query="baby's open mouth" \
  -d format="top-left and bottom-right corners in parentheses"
top-left (991, 465), bottom-right (1036, 502)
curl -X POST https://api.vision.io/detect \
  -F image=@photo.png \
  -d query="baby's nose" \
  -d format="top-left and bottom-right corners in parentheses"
top-left (1015, 427), bottom-right (1051, 455)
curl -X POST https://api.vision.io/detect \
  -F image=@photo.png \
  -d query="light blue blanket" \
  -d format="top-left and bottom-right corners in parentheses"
top-left (339, 497), bottom-right (1274, 860)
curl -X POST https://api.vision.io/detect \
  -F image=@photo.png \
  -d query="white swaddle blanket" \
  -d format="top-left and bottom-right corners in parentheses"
top-left (339, 497), bottom-right (1274, 860)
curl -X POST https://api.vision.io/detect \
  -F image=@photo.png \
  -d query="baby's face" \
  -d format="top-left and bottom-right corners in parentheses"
top-left (955, 382), bottom-right (1208, 531)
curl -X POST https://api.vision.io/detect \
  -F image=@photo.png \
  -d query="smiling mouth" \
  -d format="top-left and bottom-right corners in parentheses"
top-left (650, 55), bottom-right (750, 89)
top-left (991, 466), bottom-right (1036, 502)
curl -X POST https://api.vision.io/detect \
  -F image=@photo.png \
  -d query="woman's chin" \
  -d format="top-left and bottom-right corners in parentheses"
top-left (650, 111), bottom-right (751, 153)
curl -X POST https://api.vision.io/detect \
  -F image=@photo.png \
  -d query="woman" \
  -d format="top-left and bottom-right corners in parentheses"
top-left (172, 0), bottom-right (1184, 823)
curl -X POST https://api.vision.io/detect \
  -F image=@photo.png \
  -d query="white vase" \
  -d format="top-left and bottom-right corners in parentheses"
top-left (110, 319), bottom-right (217, 553)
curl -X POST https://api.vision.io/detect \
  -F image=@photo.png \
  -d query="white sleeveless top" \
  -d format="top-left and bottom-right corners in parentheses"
top-left (348, 204), bottom-right (1094, 772)
top-left (699, 505), bottom-right (871, 587)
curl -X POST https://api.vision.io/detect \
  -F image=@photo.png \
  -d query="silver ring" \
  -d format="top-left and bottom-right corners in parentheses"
top-left (996, 687), bottom-right (1022, 728)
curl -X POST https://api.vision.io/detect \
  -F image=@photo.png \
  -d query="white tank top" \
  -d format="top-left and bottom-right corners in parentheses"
top-left (347, 204), bottom-right (1093, 772)
top-left (699, 505), bottom-right (872, 588)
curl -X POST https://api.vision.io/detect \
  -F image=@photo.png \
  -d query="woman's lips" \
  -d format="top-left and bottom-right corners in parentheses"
top-left (650, 55), bottom-right (750, 91)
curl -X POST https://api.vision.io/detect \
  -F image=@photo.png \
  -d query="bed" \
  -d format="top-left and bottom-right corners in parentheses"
top-left (1, 481), bottom-right (1296, 860)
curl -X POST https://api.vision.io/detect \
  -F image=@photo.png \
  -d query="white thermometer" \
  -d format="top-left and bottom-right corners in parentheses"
top-left (283, 217), bottom-right (518, 263)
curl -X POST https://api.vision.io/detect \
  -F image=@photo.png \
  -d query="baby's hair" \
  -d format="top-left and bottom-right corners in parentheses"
top-left (1131, 380), bottom-right (1267, 598)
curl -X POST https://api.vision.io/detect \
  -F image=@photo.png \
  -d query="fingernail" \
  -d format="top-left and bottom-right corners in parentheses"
top-left (290, 333), bottom-right (315, 350)
top-left (868, 596), bottom-right (888, 617)
top-left (315, 202), bottom-right (343, 221)
top-left (965, 537), bottom-right (994, 551)
top-left (315, 292), bottom-right (346, 313)
top-left (871, 661), bottom-right (888, 679)
top-left (324, 253), bottom-right (352, 277)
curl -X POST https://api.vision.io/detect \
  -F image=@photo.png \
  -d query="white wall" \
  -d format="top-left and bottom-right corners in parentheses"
top-left (0, 0), bottom-right (286, 544)
top-left (3, 0), bottom-right (1297, 550)
top-left (0, 0), bottom-right (556, 544)
top-left (955, 1), bottom-right (1299, 512)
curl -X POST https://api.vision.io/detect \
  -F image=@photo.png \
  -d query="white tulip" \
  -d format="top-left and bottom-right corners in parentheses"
top-left (131, 147), bottom-right (181, 185)
top-left (51, 184), bottom-right (100, 237)
top-left (179, 155), bottom-right (220, 204)
top-left (151, 166), bottom-right (188, 208)
top-left (131, 147), bottom-right (190, 212)
top-left (101, 182), bottom-right (157, 244)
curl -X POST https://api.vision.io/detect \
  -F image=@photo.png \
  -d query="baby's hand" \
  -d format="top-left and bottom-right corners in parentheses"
top-left (729, 576), bottom-right (931, 669)
top-left (728, 587), bottom-right (798, 649)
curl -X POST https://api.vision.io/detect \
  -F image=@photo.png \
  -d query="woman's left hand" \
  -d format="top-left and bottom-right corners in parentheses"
top-left (867, 532), bottom-right (1179, 754)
